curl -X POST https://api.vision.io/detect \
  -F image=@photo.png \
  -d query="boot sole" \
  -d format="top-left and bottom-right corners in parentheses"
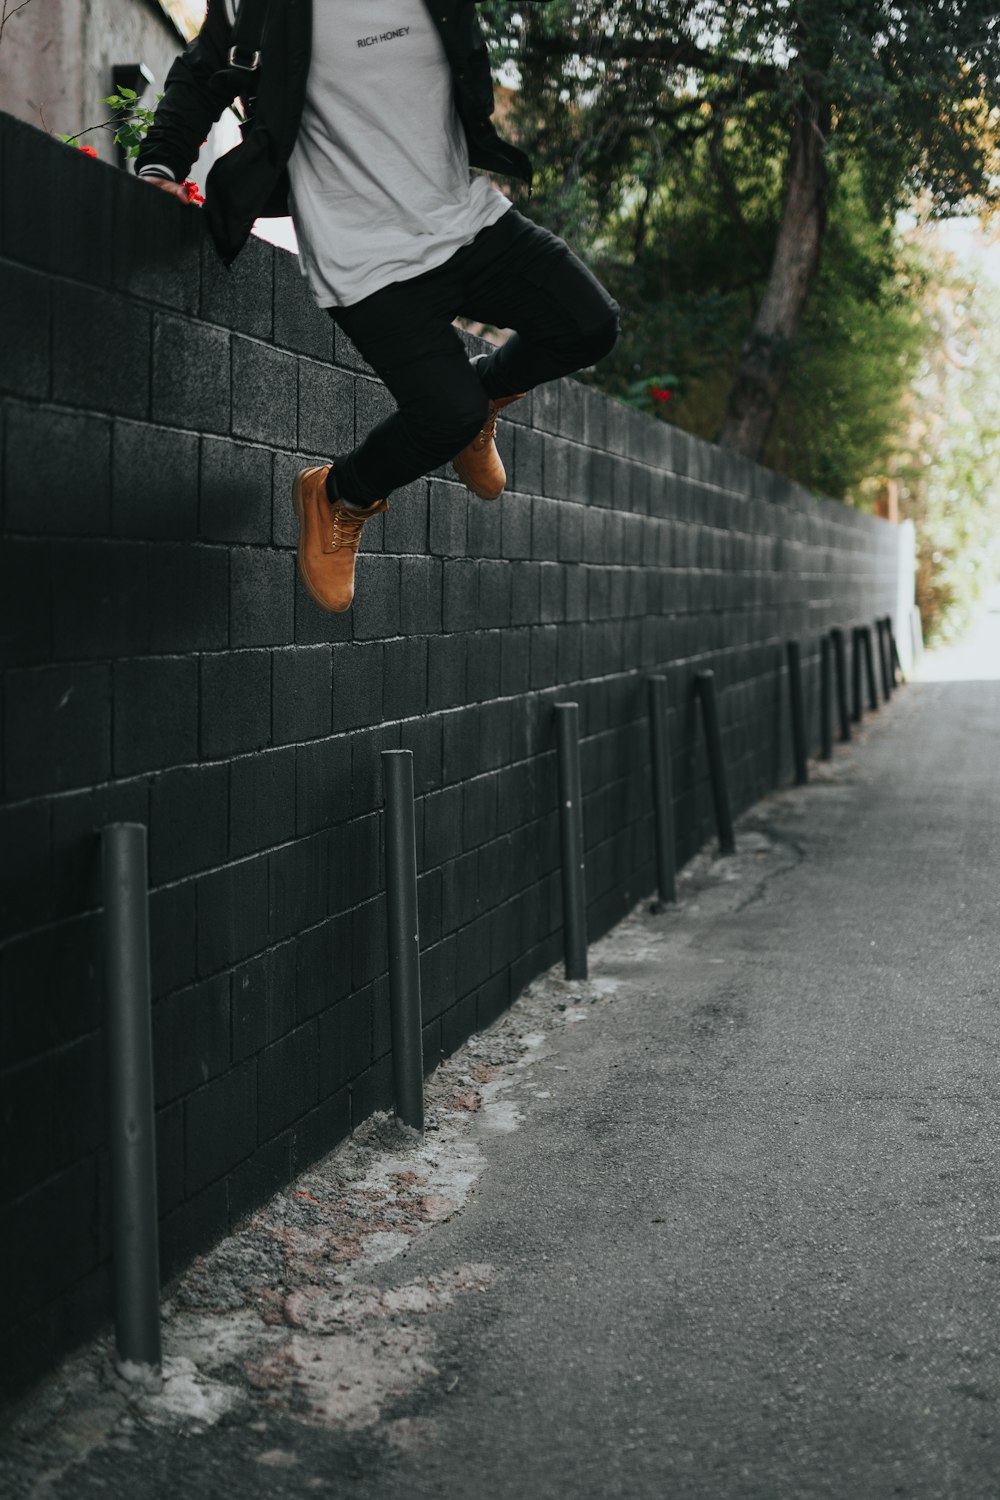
top-left (292, 467), bottom-right (353, 614)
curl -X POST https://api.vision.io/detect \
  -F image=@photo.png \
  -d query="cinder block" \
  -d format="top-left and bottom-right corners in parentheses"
top-left (351, 894), bottom-right (387, 989)
top-left (52, 282), bottom-right (150, 419)
top-left (427, 635), bottom-right (467, 710)
top-left (296, 913), bottom-right (353, 1024)
top-left (559, 380), bottom-right (586, 443)
top-left (4, 402), bottom-right (112, 536)
top-left (184, 1062), bottom-right (258, 1193)
top-left (419, 934), bottom-right (457, 1023)
top-left (150, 879), bottom-right (198, 997)
top-left (428, 479), bottom-right (468, 558)
top-left (0, 1158), bottom-right (100, 1326)
top-left (293, 570), bottom-right (354, 645)
top-left (200, 231), bottom-right (273, 337)
top-left (0, 260), bottom-right (50, 399)
top-left (196, 855), bottom-right (270, 975)
top-left (557, 502), bottom-right (584, 562)
top-left (478, 560), bottom-right (511, 629)
top-left (512, 427), bottom-right (544, 495)
top-left (349, 1053), bottom-right (393, 1128)
top-left (423, 783), bottom-right (463, 868)
top-left (0, 799), bottom-right (51, 943)
top-left (50, 539), bottom-right (150, 660)
top-left (352, 554), bottom-right (401, 641)
top-left (466, 495), bottom-right (502, 559)
top-left (530, 625), bottom-right (559, 688)
top-left (230, 546), bottom-right (295, 647)
top-left (296, 735), bottom-right (352, 835)
top-left (200, 649), bottom-right (272, 757)
top-left (274, 247), bottom-right (333, 359)
top-left (500, 628), bottom-right (530, 696)
top-left (0, 537), bottom-right (50, 666)
top-left (318, 990), bottom-right (372, 1094)
top-left (542, 434), bottom-right (571, 502)
top-left (113, 655), bottom-right (198, 775)
top-left (299, 360), bottom-right (355, 456)
top-left (231, 337), bottom-right (298, 448)
top-left (153, 974), bottom-right (231, 1106)
top-left (272, 645), bottom-right (332, 744)
top-left (382, 478), bottom-right (429, 555)
top-left (349, 723), bottom-right (400, 817)
top-left (4, 117), bottom-right (114, 288)
top-left (159, 1179), bottom-right (228, 1283)
top-left (539, 562), bottom-right (564, 624)
top-left (509, 561), bottom-right (539, 627)
top-left (232, 941), bottom-right (298, 1057)
top-left (112, 168), bottom-right (201, 312)
top-left (399, 556), bottom-right (443, 634)
top-left (147, 542), bottom-right (229, 653)
top-left (479, 699), bottom-right (513, 771)
top-left (0, 912), bottom-right (101, 1068)
top-left (258, 1022), bottom-right (320, 1137)
top-left (229, 746), bottom-right (296, 857)
top-left (269, 832), bottom-right (329, 939)
top-left (200, 435), bottom-right (273, 544)
top-left (5, 664), bottom-right (110, 797)
top-left (463, 772), bottom-right (497, 850)
top-left (112, 420), bottom-right (199, 539)
top-left (397, 713), bottom-right (443, 794)
top-left (441, 705), bottom-right (481, 784)
top-left (152, 313), bottom-right (230, 433)
top-left (331, 641), bottom-right (383, 729)
top-left (229, 1134), bottom-right (295, 1226)
top-left (443, 558), bottom-right (479, 631)
top-left (417, 865), bottom-right (443, 946)
top-left (466, 631), bottom-right (501, 703)
top-left (383, 636), bottom-right (428, 720)
top-left (500, 493), bottom-right (533, 560)
top-left (150, 763), bottom-right (229, 883)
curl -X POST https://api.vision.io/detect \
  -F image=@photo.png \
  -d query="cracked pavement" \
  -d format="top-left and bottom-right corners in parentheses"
top-left (2, 663), bottom-right (999, 1498)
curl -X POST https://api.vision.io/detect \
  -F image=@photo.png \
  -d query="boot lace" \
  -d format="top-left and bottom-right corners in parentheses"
top-left (328, 503), bottom-right (368, 551)
top-left (473, 404), bottom-right (500, 452)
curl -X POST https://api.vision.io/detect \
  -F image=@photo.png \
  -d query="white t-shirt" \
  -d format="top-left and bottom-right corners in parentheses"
top-left (286, 0), bottom-right (512, 308)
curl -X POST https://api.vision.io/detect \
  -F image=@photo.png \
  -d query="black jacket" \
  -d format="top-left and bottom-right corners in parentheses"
top-left (135, 0), bottom-right (549, 268)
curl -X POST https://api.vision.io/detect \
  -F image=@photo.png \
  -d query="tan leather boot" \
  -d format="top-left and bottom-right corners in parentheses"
top-left (292, 465), bottom-right (388, 613)
top-left (451, 392), bottom-right (526, 500)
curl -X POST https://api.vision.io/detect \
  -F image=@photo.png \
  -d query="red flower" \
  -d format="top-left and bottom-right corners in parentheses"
top-left (648, 384), bottom-right (673, 404)
top-left (183, 179), bottom-right (205, 205)
top-left (77, 144), bottom-right (99, 158)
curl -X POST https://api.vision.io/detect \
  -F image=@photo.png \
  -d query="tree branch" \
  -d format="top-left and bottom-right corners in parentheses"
top-left (529, 30), bottom-right (781, 88)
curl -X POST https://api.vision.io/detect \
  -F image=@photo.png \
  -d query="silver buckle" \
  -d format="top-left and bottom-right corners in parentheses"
top-left (227, 44), bottom-right (261, 70)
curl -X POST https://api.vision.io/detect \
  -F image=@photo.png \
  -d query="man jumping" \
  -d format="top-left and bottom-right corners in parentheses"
top-left (137, 0), bottom-right (619, 613)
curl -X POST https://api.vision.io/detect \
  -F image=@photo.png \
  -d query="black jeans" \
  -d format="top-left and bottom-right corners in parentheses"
top-left (326, 207), bottom-right (620, 505)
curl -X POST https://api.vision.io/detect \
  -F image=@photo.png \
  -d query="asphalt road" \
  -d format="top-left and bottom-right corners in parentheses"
top-left (5, 662), bottom-right (999, 1499)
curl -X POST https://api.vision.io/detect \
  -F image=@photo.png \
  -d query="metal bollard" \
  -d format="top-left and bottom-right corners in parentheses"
top-left (877, 618), bottom-right (893, 701)
top-left (554, 703), bottom-right (588, 980)
top-left (695, 671), bottom-right (735, 855)
top-left (889, 622), bottom-right (905, 685)
top-left (820, 634), bottom-right (833, 761)
top-left (830, 627), bottom-right (851, 742)
top-left (851, 626), bottom-right (864, 724)
top-left (382, 751), bottom-right (424, 1133)
top-left (647, 675), bottom-right (678, 911)
top-left (861, 625), bottom-right (880, 711)
top-left (102, 823), bottom-right (162, 1392)
top-left (786, 641), bottom-right (809, 786)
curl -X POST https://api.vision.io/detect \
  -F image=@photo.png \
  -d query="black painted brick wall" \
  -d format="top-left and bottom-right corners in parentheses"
top-left (0, 112), bottom-right (902, 1402)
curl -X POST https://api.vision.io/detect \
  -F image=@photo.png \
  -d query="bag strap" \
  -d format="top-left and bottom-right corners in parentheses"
top-left (227, 0), bottom-right (272, 72)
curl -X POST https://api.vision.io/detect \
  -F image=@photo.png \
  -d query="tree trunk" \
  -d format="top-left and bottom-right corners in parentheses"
top-left (717, 99), bottom-right (831, 459)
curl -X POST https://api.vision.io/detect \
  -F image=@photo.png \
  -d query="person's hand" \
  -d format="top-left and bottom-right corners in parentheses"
top-left (141, 175), bottom-right (192, 203)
